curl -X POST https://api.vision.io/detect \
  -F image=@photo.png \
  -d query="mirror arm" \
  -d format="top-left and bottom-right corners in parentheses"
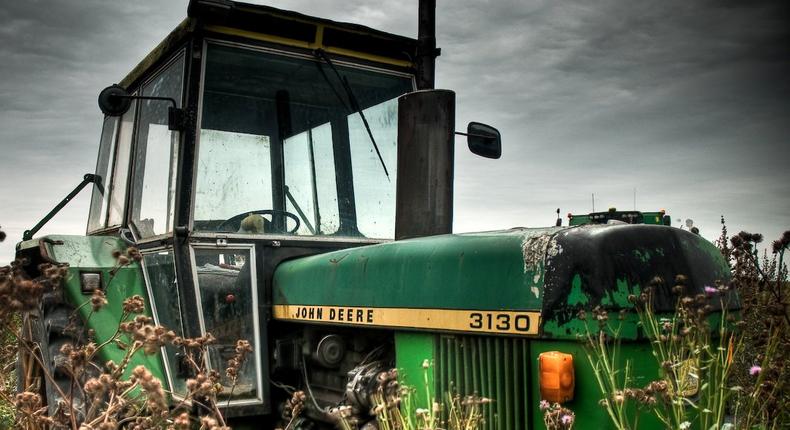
top-left (454, 131), bottom-right (495, 140)
top-left (110, 94), bottom-right (185, 131)
top-left (112, 94), bottom-right (176, 109)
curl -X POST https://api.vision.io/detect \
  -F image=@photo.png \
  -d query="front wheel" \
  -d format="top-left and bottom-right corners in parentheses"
top-left (17, 293), bottom-right (94, 426)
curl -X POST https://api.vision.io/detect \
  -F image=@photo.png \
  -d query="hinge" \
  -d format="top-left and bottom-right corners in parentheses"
top-left (168, 107), bottom-right (187, 131)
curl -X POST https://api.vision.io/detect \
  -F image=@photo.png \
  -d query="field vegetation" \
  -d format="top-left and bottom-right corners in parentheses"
top-left (0, 221), bottom-right (787, 429)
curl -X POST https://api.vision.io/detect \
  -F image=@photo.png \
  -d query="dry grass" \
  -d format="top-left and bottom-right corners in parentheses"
top-left (0, 245), bottom-right (253, 429)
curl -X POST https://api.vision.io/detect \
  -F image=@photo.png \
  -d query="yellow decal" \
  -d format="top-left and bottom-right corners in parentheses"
top-left (272, 305), bottom-right (541, 336)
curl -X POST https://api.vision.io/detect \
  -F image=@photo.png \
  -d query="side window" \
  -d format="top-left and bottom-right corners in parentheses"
top-left (107, 100), bottom-right (137, 227)
top-left (87, 116), bottom-right (119, 232)
top-left (130, 54), bottom-right (185, 239)
top-left (349, 99), bottom-right (399, 238)
top-left (141, 249), bottom-right (187, 396)
top-left (87, 98), bottom-right (137, 234)
top-left (193, 246), bottom-right (262, 403)
top-left (283, 124), bottom-right (340, 235)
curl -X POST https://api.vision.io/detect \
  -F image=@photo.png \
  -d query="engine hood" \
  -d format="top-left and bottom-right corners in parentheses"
top-left (541, 224), bottom-right (731, 333)
top-left (272, 224), bottom-right (730, 337)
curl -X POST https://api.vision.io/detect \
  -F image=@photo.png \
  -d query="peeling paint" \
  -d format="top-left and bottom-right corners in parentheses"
top-left (542, 312), bottom-right (642, 339)
top-left (521, 234), bottom-right (551, 274)
top-left (546, 239), bottom-right (562, 258)
top-left (520, 230), bottom-right (563, 299)
top-left (567, 274), bottom-right (588, 306)
top-left (521, 233), bottom-right (562, 270)
top-left (600, 280), bottom-right (640, 306)
top-left (633, 249), bottom-right (650, 263)
top-left (612, 279), bottom-right (639, 307)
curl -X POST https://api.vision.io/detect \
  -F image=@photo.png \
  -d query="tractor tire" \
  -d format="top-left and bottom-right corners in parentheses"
top-left (17, 290), bottom-right (94, 427)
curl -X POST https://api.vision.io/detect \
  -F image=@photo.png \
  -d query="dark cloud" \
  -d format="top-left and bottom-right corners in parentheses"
top-left (444, 0), bottom-right (789, 243)
top-left (0, 1), bottom-right (187, 262)
top-left (1, 0), bottom-right (788, 263)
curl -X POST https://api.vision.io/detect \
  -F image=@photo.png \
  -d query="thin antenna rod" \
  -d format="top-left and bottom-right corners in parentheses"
top-left (592, 193), bottom-right (595, 212)
top-left (633, 187), bottom-right (636, 210)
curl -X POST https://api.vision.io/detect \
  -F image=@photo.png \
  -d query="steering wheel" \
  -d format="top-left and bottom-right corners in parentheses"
top-left (216, 209), bottom-right (301, 234)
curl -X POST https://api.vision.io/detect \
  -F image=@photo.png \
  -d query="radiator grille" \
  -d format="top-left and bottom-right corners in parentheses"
top-left (436, 335), bottom-right (531, 430)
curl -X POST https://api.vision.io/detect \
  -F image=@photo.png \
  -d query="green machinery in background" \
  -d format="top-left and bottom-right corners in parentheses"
top-left (567, 208), bottom-right (671, 227)
top-left (16, 1), bottom-right (730, 428)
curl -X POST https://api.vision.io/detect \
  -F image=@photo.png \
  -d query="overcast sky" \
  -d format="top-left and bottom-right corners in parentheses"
top-left (0, 0), bottom-right (788, 264)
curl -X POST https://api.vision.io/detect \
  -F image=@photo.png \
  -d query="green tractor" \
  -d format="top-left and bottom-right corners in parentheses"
top-left (15, 1), bottom-right (731, 428)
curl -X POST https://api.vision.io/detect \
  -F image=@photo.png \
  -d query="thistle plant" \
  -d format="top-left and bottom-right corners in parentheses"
top-left (578, 305), bottom-right (645, 430)
top-left (629, 275), bottom-right (739, 429)
top-left (0, 245), bottom-right (252, 430)
top-left (328, 360), bottom-right (491, 430)
top-left (726, 227), bottom-right (789, 428)
top-left (540, 400), bottom-right (575, 430)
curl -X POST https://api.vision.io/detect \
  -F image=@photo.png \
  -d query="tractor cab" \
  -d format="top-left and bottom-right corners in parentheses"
top-left (85, 1), bottom-right (422, 411)
top-left (91, 7), bottom-right (417, 242)
top-left (75, 0), bottom-right (498, 415)
top-left (14, 0), bottom-right (501, 418)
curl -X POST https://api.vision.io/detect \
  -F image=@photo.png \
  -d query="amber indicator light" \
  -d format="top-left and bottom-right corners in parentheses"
top-left (539, 351), bottom-right (575, 403)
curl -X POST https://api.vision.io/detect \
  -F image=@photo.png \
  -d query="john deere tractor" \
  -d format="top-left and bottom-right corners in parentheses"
top-left (16, 1), bottom-right (731, 428)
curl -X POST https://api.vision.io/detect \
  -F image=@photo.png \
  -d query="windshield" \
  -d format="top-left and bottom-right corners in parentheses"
top-left (193, 43), bottom-right (414, 239)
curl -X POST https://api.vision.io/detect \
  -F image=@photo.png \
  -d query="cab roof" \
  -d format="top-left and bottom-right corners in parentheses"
top-left (120, 0), bottom-right (418, 89)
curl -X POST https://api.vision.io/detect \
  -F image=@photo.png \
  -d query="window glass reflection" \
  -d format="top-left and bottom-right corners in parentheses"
top-left (87, 116), bottom-right (119, 232)
top-left (283, 123), bottom-right (339, 235)
top-left (142, 249), bottom-right (187, 395)
top-left (194, 130), bottom-right (274, 232)
top-left (349, 99), bottom-right (399, 238)
top-left (194, 43), bottom-right (413, 238)
top-left (107, 99), bottom-right (137, 227)
top-left (194, 247), bottom-right (259, 402)
top-left (130, 54), bottom-right (184, 239)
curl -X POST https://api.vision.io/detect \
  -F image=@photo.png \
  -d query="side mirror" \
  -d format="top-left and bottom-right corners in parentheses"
top-left (97, 84), bottom-right (185, 131)
top-left (466, 122), bottom-right (501, 159)
top-left (98, 84), bottom-right (132, 116)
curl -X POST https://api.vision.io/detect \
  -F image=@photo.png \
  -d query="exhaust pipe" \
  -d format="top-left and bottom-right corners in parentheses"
top-left (395, 89), bottom-right (455, 240)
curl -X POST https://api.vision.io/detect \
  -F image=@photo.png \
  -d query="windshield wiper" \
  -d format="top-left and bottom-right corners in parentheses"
top-left (314, 49), bottom-right (390, 180)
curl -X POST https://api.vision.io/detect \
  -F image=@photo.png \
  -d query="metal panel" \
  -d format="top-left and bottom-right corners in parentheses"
top-left (436, 335), bottom-right (531, 430)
